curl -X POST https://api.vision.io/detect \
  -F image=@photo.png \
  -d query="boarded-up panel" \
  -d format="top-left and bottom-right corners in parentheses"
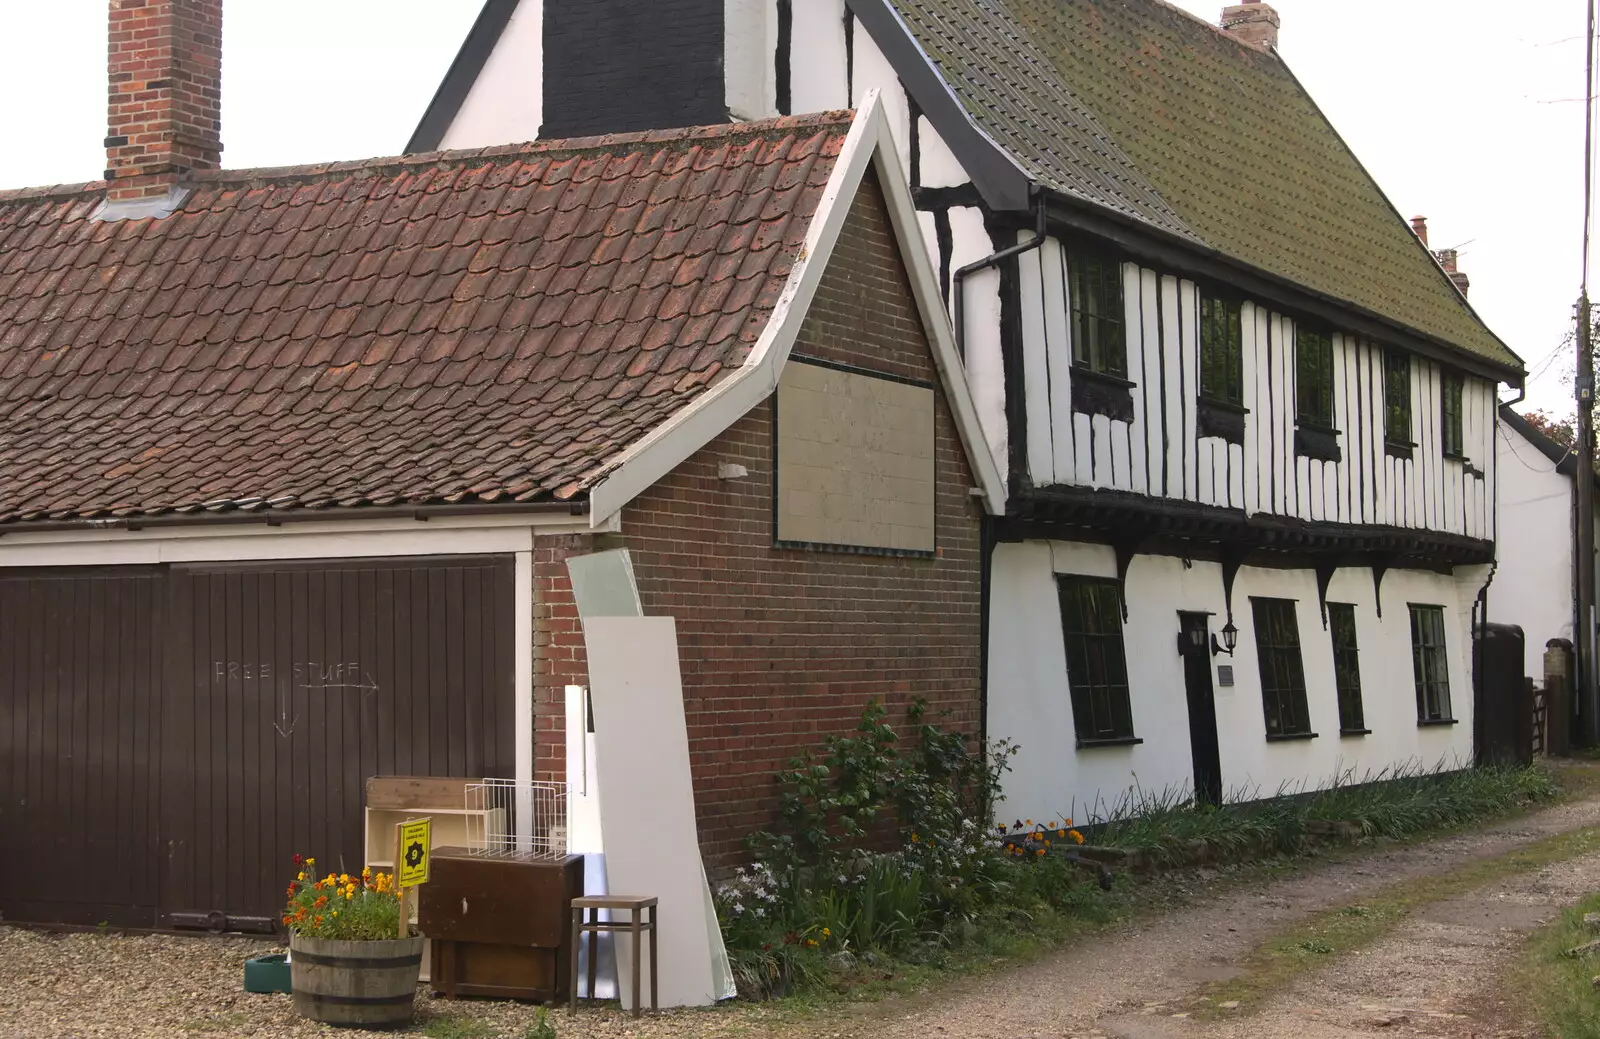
top-left (776, 358), bottom-right (936, 553)
top-left (160, 556), bottom-right (515, 925)
top-left (0, 569), bottom-right (164, 927)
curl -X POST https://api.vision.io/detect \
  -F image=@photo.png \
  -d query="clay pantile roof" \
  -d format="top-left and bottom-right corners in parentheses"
top-left (877, 0), bottom-right (1522, 374)
top-left (0, 111), bottom-right (851, 524)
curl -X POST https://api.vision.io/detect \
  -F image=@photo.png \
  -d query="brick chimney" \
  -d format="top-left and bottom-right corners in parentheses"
top-left (105, 0), bottom-right (223, 204)
top-left (1436, 248), bottom-right (1470, 298)
top-left (1220, 0), bottom-right (1280, 49)
top-left (1411, 216), bottom-right (1429, 247)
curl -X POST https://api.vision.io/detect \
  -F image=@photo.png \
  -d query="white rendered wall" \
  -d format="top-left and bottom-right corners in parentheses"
top-left (438, 0), bottom-right (545, 150)
top-left (917, 116), bottom-right (967, 189)
top-left (725, 0), bottom-right (777, 120)
top-left (790, 0), bottom-right (849, 114)
top-left (1492, 422), bottom-right (1579, 675)
top-left (988, 541), bottom-right (1480, 822)
top-left (948, 205), bottom-right (1004, 475)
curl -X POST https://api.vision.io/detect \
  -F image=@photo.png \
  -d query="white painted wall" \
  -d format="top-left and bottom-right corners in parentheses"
top-left (917, 115), bottom-right (967, 189)
top-left (1492, 420), bottom-right (1584, 675)
top-left (948, 206), bottom-right (1004, 475)
top-left (790, 0), bottom-right (849, 114)
top-left (988, 541), bottom-right (1480, 822)
top-left (725, 0), bottom-right (777, 121)
top-left (438, 0), bottom-right (545, 150)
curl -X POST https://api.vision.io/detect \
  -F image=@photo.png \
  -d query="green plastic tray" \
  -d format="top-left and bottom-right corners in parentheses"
top-left (243, 953), bottom-right (292, 994)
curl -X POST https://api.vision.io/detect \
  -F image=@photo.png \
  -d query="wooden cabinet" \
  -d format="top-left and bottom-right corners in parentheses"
top-left (418, 849), bottom-right (584, 1001)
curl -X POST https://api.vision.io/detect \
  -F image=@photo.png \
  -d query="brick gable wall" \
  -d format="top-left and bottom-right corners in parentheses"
top-left (534, 170), bottom-right (983, 866)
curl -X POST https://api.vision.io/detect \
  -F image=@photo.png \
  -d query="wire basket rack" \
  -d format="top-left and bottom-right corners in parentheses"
top-left (463, 778), bottom-right (568, 858)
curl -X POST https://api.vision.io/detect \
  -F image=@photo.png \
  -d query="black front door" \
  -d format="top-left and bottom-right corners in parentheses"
top-left (1178, 612), bottom-right (1223, 807)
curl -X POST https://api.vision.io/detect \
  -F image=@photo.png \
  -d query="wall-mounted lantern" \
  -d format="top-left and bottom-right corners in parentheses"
top-left (1212, 619), bottom-right (1238, 658)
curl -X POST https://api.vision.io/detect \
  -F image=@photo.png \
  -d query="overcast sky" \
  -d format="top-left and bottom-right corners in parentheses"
top-left (2, 1), bottom-right (1593, 418)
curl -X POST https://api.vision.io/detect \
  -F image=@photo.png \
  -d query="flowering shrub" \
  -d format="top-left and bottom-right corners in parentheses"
top-left (716, 700), bottom-right (1093, 997)
top-left (997, 818), bottom-right (1086, 859)
top-left (282, 855), bottom-right (402, 941)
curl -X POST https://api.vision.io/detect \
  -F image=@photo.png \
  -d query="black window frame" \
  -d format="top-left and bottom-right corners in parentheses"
top-left (1441, 370), bottom-right (1465, 460)
top-left (1056, 575), bottom-right (1138, 746)
top-left (1409, 604), bottom-right (1455, 724)
top-left (1384, 348), bottom-right (1414, 456)
top-left (1068, 248), bottom-right (1128, 380)
top-left (1296, 325), bottom-right (1336, 430)
top-left (1251, 597), bottom-right (1315, 739)
top-left (1327, 602), bottom-right (1366, 735)
top-left (1199, 291), bottom-right (1244, 407)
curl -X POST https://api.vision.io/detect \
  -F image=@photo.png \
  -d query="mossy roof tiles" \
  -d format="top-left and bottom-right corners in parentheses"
top-left (0, 112), bottom-right (850, 523)
top-left (883, 0), bottom-right (1521, 373)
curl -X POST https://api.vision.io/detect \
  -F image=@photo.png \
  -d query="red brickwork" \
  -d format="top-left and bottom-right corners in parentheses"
top-left (106, 0), bottom-right (223, 201)
top-left (534, 170), bottom-right (984, 866)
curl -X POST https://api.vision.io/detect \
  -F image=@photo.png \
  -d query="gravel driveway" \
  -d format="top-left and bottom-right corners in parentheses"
top-left (6, 783), bottom-right (1600, 1039)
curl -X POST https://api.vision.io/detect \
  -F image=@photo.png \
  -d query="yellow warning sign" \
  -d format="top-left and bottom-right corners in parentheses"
top-left (396, 817), bottom-right (432, 888)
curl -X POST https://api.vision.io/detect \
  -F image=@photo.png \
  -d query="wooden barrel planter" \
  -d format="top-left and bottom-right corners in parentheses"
top-left (289, 935), bottom-right (425, 1029)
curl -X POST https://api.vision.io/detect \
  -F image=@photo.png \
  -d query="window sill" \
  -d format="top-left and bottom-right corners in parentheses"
top-left (1071, 366), bottom-right (1135, 423)
top-left (1385, 439), bottom-right (1415, 460)
top-left (1417, 717), bottom-right (1460, 727)
top-left (1442, 451), bottom-right (1469, 463)
top-left (1198, 398), bottom-right (1247, 444)
top-left (1265, 731), bottom-right (1319, 742)
top-left (1075, 736), bottom-right (1144, 749)
top-left (1339, 728), bottom-right (1372, 737)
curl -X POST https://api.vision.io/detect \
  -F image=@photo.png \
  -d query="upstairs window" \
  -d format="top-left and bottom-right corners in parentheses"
top-left (1199, 293), bottom-right (1243, 406)
top-left (1069, 249), bottom-right (1127, 379)
top-left (1251, 597), bottom-right (1314, 739)
top-left (1296, 327), bottom-right (1335, 429)
top-left (1384, 349), bottom-right (1413, 453)
top-left (1441, 371), bottom-right (1465, 459)
top-left (1327, 603), bottom-right (1366, 734)
top-left (1410, 604), bottom-right (1454, 724)
top-left (1057, 575), bottom-right (1136, 744)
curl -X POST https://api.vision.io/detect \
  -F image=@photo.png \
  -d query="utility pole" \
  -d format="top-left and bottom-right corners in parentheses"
top-left (1577, 0), bottom-right (1598, 745)
top-left (1578, 292), bottom-right (1596, 745)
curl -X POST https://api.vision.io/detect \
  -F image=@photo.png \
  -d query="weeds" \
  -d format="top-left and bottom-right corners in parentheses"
top-left (1075, 761), bottom-right (1557, 866)
top-left (1518, 891), bottom-right (1600, 1038)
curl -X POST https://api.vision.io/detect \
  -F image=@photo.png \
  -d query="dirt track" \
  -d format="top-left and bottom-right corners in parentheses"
top-left (7, 781), bottom-right (1600, 1038)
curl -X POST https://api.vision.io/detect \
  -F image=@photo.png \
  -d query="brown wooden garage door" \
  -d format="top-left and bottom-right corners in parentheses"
top-left (0, 556), bottom-right (514, 930)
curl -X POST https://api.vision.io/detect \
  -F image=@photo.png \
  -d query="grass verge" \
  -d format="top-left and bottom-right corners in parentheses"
top-left (1199, 823), bottom-right (1600, 1015)
top-left (1518, 891), bottom-right (1600, 1039)
top-left (1087, 763), bottom-right (1560, 867)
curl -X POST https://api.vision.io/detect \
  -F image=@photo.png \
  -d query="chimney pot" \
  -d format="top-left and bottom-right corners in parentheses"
top-left (1434, 248), bottom-right (1470, 298)
top-left (1220, 0), bottom-right (1280, 49)
top-left (1411, 216), bottom-right (1429, 248)
top-left (104, 0), bottom-right (223, 205)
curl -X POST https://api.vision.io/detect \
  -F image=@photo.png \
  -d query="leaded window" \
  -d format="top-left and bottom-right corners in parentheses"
top-left (1069, 249), bottom-right (1127, 379)
top-left (1251, 597), bottom-right (1312, 738)
top-left (1410, 604), bottom-right (1453, 723)
top-left (1327, 603), bottom-right (1365, 734)
top-left (1441, 371), bottom-right (1465, 458)
top-left (1057, 575), bottom-right (1135, 743)
top-left (1385, 349), bottom-right (1412, 448)
top-left (1200, 293), bottom-right (1243, 406)
top-left (1297, 327), bottom-right (1335, 428)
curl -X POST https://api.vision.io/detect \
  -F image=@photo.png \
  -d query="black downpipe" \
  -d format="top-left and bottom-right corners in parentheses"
top-left (953, 191), bottom-right (1047, 362)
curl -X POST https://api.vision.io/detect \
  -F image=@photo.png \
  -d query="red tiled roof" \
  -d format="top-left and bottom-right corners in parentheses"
top-left (0, 112), bottom-right (851, 524)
